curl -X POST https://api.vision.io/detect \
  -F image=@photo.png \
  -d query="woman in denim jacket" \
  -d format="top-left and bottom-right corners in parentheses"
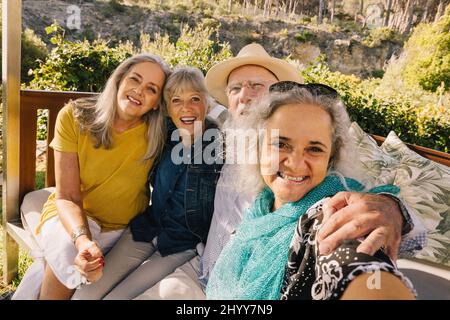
top-left (72, 66), bottom-right (223, 300)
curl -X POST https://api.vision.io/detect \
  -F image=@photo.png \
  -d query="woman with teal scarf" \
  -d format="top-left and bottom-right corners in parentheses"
top-left (206, 82), bottom-right (416, 300)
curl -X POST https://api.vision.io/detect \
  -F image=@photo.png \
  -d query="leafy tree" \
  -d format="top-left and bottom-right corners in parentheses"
top-left (401, 4), bottom-right (450, 93)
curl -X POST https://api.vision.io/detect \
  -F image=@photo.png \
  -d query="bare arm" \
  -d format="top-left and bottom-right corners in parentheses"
top-left (54, 150), bottom-right (89, 241)
top-left (54, 150), bottom-right (104, 281)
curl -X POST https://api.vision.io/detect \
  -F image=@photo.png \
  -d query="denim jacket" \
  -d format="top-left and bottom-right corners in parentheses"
top-left (130, 117), bottom-right (223, 246)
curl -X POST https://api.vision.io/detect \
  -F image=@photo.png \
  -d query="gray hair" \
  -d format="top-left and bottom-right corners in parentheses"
top-left (72, 53), bottom-right (172, 160)
top-left (163, 66), bottom-right (213, 113)
top-left (236, 87), bottom-right (365, 194)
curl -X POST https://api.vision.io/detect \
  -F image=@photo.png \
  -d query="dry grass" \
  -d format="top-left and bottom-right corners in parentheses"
top-left (0, 224), bottom-right (34, 299)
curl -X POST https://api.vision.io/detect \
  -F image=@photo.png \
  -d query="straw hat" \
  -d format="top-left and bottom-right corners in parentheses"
top-left (205, 43), bottom-right (303, 106)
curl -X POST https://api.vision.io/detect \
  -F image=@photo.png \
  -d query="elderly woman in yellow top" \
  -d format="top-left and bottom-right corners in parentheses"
top-left (13, 53), bottom-right (171, 300)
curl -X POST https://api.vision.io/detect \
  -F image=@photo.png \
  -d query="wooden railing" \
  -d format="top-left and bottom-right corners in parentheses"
top-left (18, 90), bottom-right (96, 205)
top-left (372, 135), bottom-right (450, 167)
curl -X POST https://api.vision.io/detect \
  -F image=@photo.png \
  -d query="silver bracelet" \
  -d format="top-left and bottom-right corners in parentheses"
top-left (71, 225), bottom-right (90, 244)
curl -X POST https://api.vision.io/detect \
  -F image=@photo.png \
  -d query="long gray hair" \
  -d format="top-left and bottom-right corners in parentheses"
top-left (236, 87), bottom-right (365, 194)
top-left (72, 53), bottom-right (172, 160)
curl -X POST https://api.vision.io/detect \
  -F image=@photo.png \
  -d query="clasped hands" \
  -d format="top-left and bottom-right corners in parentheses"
top-left (74, 237), bottom-right (105, 283)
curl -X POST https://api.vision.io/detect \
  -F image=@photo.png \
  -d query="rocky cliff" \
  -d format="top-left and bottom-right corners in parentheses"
top-left (22, 0), bottom-right (403, 78)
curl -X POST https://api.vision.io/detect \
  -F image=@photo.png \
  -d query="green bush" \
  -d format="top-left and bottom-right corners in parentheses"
top-left (29, 24), bottom-right (133, 92)
top-left (294, 30), bottom-right (315, 42)
top-left (278, 28), bottom-right (289, 38)
top-left (173, 3), bottom-right (189, 15)
top-left (0, 25), bottom-right (49, 164)
top-left (362, 27), bottom-right (402, 48)
top-left (102, 0), bottom-right (126, 18)
top-left (370, 69), bottom-right (385, 78)
top-left (201, 17), bottom-right (220, 29)
top-left (400, 4), bottom-right (450, 93)
top-left (37, 109), bottom-right (48, 140)
top-left (35, 171), bottom-right (46, 190)
top-left (21, 28), bottom-right (49, 84)
top-left (0, 27), bottom-right (49, 85)
top-left (79, 24), bottom-right (96, 42)
top-left (140, 24), bottom-right (232, 74)
top-left (298, 16), bottom-right (312, 24)
top-left (192, 0), bottom-right (215, 16)
top-left (303, 59), bottom-right (450, 153)
top-left (28, 24), bottom-right (133, 140)
top-left (242, 32), bottom-right (261, 44)
top-left (109, 0), bottom-right (126, 13)
top-left (326, 24), bottom-right (341, 33)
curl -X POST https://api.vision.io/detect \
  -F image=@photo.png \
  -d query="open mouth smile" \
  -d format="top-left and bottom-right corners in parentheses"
top-left (180, 116), bottom-right (197, 125)
top-left (278, 172), bottom-right (309, 183)
top-left (127, 95), bottom-right (142, 105)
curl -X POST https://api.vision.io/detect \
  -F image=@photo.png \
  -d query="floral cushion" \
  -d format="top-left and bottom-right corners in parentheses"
top-left (381, 131), bottom-right (450, 266)
top-left (348, 122), bottom-right (450, 266)
top-left (348, 122), bottom-right (398, 186)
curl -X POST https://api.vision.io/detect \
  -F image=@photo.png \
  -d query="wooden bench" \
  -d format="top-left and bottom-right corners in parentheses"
top-left (2, 90), bottom-right (96, 283)
top-left (2, 89), bottom-right (450, 299)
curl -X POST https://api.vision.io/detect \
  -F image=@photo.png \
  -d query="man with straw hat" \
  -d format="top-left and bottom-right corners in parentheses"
top-left (132, 44), bottom-right (425, 299)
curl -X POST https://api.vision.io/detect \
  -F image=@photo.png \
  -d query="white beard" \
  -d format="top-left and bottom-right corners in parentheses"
top-left (236, 103), bottom-right (250, 116)
top-left (223, 103), bottom-right (247, 129)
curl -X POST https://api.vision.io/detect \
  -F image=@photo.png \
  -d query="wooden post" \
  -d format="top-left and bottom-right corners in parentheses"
top-left (2, 0), bottom-right (22, 285)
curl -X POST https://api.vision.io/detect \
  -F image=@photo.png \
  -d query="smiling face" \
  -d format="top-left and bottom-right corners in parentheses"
top-left (226, 65), bottom-right (278, 117)
top-left (261, 103), bottom-right (333, 211)
top-left (116, 61), bottom-right (166, 123)
top-left (167, 89), bottom-right (208, 137)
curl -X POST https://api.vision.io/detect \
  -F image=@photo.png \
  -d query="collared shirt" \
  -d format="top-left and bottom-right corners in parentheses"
top-left (200, 164), bottom-right (255, 283)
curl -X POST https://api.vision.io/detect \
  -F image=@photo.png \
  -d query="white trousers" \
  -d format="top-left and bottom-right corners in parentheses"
top-left (134, 255), bottom-right (206, 300)
top-left (72, 227), bottom-right (196, 300)
top-left (12, 216), bottom-right (122, 300)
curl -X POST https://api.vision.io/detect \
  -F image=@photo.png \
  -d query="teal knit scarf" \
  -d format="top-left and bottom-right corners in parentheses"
top-left (206, 174), bottom-right (399, 300)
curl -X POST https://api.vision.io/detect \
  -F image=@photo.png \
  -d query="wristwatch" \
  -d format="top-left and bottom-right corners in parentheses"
top-left (71, 225), bottom-right (90, 244)
top-left (381, 193), bottom-right (414, 235)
